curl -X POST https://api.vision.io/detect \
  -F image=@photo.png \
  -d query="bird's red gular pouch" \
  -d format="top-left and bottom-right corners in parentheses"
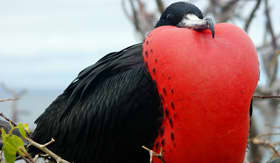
top-left (143, 23), bottom-right (259, 163)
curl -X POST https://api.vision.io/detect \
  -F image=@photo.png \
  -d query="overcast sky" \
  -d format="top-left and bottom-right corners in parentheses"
top-left (0, 0), bottom-right (279, 90)
top-left (0, 0), bottom-right (139, 90)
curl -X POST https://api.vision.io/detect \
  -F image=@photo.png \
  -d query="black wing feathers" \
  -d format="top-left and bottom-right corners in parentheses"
top-left (30, 44), bottom-right (163, 163)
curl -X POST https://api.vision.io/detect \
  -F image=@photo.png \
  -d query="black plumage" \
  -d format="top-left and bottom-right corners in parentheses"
top-left (30, 44), bottom-right (162, 163)
top-left (28, 2), bottom-right (248, 163)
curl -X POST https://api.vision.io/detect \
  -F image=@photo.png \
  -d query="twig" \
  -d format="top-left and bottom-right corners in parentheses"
top-left (248, 119), bottom-right (263, 162)
top-left (251, 137), bottom-right (280, 158)
top-left (18, 146), bottom-right (35, 163)
top-left (155, 0), bottom-right (164, 13)
top-left (0, 112), bottom-right (70, 163)
top-left (219, 0), bottom-right (239, 22)
top-left (255, 133), bottom-right (280, 138)
top-left (41, 138), bottom-right (55, 148)
top-left (257, 34), bottom-right (280, 51)
top-left (264, 0), bottom-right (277, 50)
top-left (129, 0), bottom-right (140, 31)
top-left (0, 113), bottom-right (35, 162)
top-left (1, 83), bottom-right (26, 97)
top-left (0, 98), bottom-right (18, 102)
top-left (121, 0), bottom-right (132, 22)
top-left (264, 0), bottom-right (278, 86)
top-left (1, 83), bottom-right (27, 122)
top-left (142, 146), bottom-right (164, 163)
top-left (33, 154), bottom-right (39, 162)
top-left (25, 137), bottom-right (69, 163)
top-left (253, 95), bottom-right (280, 99)
top-left (0, 112), bottom-right (17, 126)
top-left (244, 0), bottom-right (262, 32)
top-left (265, 124), bottom-right (280, 129)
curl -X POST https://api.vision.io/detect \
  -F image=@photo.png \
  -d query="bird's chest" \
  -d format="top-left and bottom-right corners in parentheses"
top-left (143, 24), bottom-right (258, 163)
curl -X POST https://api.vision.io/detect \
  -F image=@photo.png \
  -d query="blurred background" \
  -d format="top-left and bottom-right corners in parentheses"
top-left (0, 0), bottom-right (279, 162)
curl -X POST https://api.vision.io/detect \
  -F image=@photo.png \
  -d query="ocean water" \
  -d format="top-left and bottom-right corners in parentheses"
top-left (0, 89), bottom-right (62, 129)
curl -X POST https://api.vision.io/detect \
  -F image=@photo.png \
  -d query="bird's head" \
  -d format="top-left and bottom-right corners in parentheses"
top-left (155, 2), bottom-right (215, 38)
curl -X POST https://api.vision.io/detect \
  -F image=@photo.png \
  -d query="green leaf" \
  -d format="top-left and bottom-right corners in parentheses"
top-left (23, 123), bottom-right (30, 134)
top-left (17, 123), bottom-right (27, 138)
top-left (2, 134), bottom-right (26, 163)
top-left (1, 128), bottom-right (7, 139)
top-left (3, 142), bottom-right (16, 163)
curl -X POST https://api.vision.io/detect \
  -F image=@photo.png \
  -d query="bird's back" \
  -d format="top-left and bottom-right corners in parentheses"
top-left (30, 44), bottom-right (163, 163)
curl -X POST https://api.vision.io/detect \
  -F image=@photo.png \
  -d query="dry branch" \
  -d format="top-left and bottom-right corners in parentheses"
top-left (0, 98), bottom-right (18, 103)
top-left (254, 95), bottom-right (280, 99)
top-left (155, 0), bottom-right (165, 13)
top-left (25, 137), bottom-right (69, 163)
top-left (142, 146), bottom-right (164, 163)
top-left (0, 113), bottom-right (70, 163)
top-left (1, 83), bottom-right (27, 122)
top-left (251, 137), bottom-right (280, 158)
top-left (244, 0), bottom-right (262, 32)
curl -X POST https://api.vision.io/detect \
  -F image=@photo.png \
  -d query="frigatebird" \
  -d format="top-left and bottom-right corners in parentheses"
top-left (28, 2), bottom-right (257, 163)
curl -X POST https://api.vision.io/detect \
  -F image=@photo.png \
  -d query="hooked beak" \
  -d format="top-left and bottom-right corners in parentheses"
top-left (177, 14), bottom-right (215, 38)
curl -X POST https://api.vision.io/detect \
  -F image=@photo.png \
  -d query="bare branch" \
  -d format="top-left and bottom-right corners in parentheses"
top-left (0, 98), bottom-right (18, 102)
top-left (121, 0), bottom-right (132, 22)
top-left (257, 33), bottom-right (280, 51)
top-left (1, 83), bottom-right (27, 122)
top-left (1, 83), bottom-right (26, 97)
top-left (244, 0), bottom-right (262, 32)
top-left (18, 146), bottom-right (35, 163)
top-left (0, 112), bottom-right (17, 126)
top-left (41, 138), bottom-right (55, 148)
top-left (248, 119), bottom-right (263, 162)
top-left (129, 0), bottom-right (140, 31)
top-left (250, 137), bottom-right (280, 158)
top-left (264, 0), bottom-right (279, 86)
top-left (142, 146), bottom-right (164, 163)
top-left (254, 95), bottom-right (280, 99)
top-left (264, 0), bottom-right (277, 50)
top-left (25, 137), bottom-right (69, 163)
top-left (255, 133), bottom-right (280, 138)
top-left (155, 0), bottom-right (165, 13)
top-left (0, 113), bottom-right (70, 163)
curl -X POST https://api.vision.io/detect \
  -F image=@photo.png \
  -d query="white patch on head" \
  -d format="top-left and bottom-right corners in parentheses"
top-left (177, 13), bottom-right (209, 30)
top-left (185, 14), bottom-right (200, 21)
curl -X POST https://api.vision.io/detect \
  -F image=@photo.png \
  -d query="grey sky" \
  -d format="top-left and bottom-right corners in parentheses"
top-left (0, 0), bottom-right (138, 90)
top-left (0, 0), bottom-right (279, 90)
